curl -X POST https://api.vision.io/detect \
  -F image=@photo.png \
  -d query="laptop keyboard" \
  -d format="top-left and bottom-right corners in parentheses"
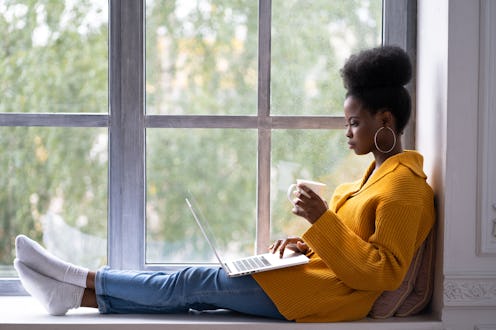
top-left (233, 255), bottom-right (272, 272)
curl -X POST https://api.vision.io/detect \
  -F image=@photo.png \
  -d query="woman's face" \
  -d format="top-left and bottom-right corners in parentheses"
top-left (343, 96), bottom-right (381, 155)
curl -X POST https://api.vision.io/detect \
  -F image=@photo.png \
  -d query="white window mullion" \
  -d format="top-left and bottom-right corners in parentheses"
top-left (108, 0), bottom-right (146, 270)
top-left (257, 128), bottom-right (272, 253)
top-left (0, 113), bottom-right (108, 127)
top-left (256, 0), bottom-right (272, 253)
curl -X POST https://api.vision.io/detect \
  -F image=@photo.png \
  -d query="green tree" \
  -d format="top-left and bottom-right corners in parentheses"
top-left (0, 0), bottom-right (381, 268)
top-left (0, 0), bottom-right (108, 271)
top-left (144, 0), bottom-right (381, 261)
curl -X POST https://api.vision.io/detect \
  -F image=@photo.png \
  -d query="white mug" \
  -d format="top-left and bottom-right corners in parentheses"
top-left (287, 179), bottom-right (327, 205)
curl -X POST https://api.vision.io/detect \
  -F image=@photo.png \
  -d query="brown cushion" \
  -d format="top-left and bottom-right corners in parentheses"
top-left (368, 229), bottom-right (435, 319)
top-left (395, 229), bottom-right (435, 316)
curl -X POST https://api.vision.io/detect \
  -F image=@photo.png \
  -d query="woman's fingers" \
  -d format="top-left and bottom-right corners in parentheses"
top-left (278, 238), bottom-right (291, 258)
top-left (269, 239), bottom-right (283, 254)
top-left (269, 237), bottom-right (306, 258)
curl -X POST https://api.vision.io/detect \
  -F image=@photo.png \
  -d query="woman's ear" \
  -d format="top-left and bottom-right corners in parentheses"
top-left (377, 109), bottom-right (395, 127)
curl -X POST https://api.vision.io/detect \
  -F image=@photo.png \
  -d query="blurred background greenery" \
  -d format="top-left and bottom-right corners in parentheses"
top-left (0, 0), bottom-right (108, 275)
top-left (0, 0), bottom-right (380, 272)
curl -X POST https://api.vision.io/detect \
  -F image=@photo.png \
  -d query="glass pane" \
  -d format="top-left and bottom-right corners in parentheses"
top-left (271, 129), bottom-right (373, 239)
top-left (0, 127), bottom-right (108, 277)
top-left (271, 0), bottom-right (383, 116)
top-left (0, 1), bottom-right (108, 113)
top-left (146, 1), bottom-right (258, 115)
top-left (146, 129), bottom-right (257, 263)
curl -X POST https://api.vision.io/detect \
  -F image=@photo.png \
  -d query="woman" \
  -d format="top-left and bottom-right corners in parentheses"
top-left (14, 45), bottom-right (435, 322)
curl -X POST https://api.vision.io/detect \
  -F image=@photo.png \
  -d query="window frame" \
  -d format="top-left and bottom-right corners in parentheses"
top-left (0, 0), bottom-right (416, 294)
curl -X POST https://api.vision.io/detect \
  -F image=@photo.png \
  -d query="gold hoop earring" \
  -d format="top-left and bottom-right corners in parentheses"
top-left (374, 126), bottom-right (397, 154)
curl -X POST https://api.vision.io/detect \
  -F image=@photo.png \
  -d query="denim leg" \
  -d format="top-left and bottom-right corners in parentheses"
top-left (95, 266), bottom-right (285, 319)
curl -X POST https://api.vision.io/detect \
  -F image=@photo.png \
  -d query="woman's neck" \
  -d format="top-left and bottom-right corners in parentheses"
top-left (373, 144), bottom-right (403, 170)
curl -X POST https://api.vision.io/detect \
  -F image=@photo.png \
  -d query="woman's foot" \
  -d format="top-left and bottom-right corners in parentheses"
top-left (14, 259), bottom-right (84, 316)
top-left (15, 235), bottom-right (88, 288)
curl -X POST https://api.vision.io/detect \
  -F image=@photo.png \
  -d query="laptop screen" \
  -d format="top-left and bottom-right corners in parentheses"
top-left (185, 195), bottom-right (227, 266)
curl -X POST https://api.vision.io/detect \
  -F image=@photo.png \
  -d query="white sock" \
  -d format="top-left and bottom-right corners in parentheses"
top-left (15, 235), bottom-right (89, 288)
top-left (14, 259), bottom-right (84, 316)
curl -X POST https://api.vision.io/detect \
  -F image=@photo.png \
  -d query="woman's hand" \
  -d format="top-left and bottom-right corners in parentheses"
top-left (290, 184), bottom-right (328, 224)
top-left (269, 236), bottom-right (310, 258)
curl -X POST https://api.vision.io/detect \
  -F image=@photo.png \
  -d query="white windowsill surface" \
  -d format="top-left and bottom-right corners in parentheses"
top-left (0, 297), bottom-right (443, 330)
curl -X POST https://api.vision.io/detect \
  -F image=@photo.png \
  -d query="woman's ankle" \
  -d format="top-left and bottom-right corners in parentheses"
top-left (81, 288), bottom-right (98, 308)
top-left (86, 271), bottom-right (96, 289)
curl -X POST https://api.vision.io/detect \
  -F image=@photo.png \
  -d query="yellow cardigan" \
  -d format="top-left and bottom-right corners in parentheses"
top-left (253, 150), bottom-right (435, 322)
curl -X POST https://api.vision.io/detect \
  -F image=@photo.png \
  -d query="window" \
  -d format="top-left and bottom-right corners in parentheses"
top-left (0, 0), bottom-right (415, 294)
top-left (0, 0), bottom-right (108, 294)
top-left (144, 0), bottom-right (382, 265)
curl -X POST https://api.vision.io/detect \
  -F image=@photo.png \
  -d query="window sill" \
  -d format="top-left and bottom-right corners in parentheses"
top-left (1, 297), bottom-right (443, 330)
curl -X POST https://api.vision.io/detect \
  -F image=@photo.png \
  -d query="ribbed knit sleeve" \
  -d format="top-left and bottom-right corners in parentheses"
top-left (303, 202), bottom-right (424, 291)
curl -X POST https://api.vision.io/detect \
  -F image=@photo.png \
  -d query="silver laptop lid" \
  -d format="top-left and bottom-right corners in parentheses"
top-left (185, 196), bottom-right (228, 270)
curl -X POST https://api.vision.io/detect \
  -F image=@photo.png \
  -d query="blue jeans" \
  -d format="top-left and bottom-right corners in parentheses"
top-left (95, 266), bottom-right (285, 320)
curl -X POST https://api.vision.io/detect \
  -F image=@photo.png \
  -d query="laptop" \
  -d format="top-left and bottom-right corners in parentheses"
top-left (185, 197), bottom-right (309, 277)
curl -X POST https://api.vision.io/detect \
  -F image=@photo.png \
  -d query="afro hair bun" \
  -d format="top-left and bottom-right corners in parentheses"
top-left (340, 45), bottom-right (412, 92)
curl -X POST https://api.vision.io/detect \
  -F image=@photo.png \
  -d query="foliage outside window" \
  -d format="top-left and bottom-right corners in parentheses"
top-left (0, 0), bottom-right (108, 277)
top-left (145, 0), bottom-right (380, 263)
top-left (0, 0), bottom-right (382, 281)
